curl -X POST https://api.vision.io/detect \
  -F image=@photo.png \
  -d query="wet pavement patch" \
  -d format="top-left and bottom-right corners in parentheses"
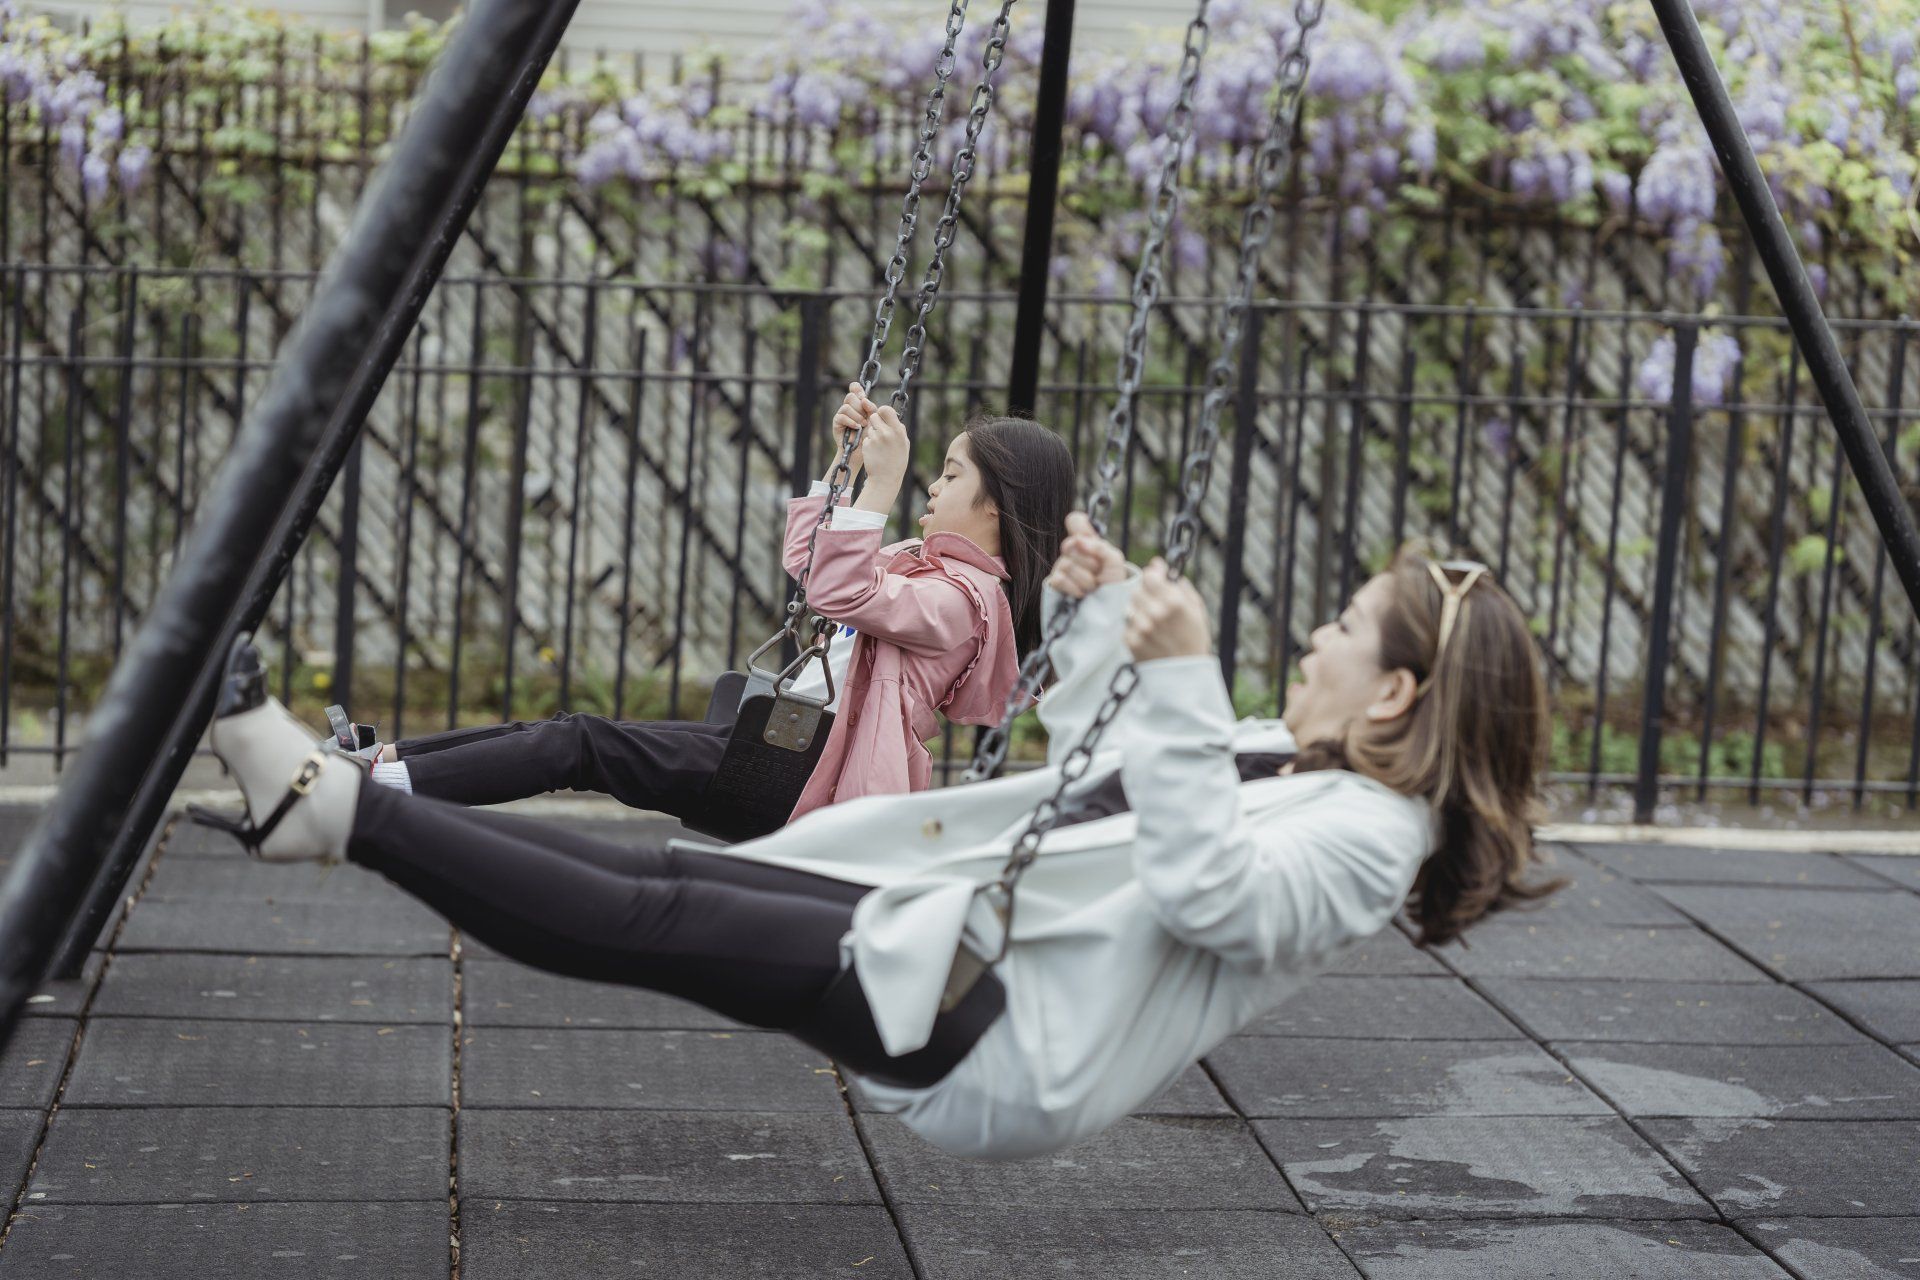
top-left (1329, 1216), bottom-right (1787, 1278)
top-left (1644, 1118), bottom-right (1920, 1217)
top-left (1208, 1037), bottom-right (1609, 1118)
top-left (1256, 1115), bottom-right (1715, 1219)
top-left (1561, 1042), bottom-right (1920, 1119)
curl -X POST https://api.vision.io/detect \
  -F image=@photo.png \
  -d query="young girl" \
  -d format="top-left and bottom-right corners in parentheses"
top-left (343, 387), bottom-right (1075, 837)
top-left (197, 513), bottom-right (1560, 1159)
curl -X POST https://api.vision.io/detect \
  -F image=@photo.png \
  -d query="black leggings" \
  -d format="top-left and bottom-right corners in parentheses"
top-left (394, 714), bottom-right (729, 820)
top-left (346, 779), bottom-right (1002, 1087)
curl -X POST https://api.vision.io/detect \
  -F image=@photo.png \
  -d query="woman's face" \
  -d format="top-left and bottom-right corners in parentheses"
top-left (1284, 573), bottom-right (1416, 746)
top-left (921, 433), bottom-right (1000, 551)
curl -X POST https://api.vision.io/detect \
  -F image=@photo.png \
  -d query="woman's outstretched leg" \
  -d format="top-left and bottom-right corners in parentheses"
top-left (380, 714), bottom-right (730, 819)
top-left (347, 781), bottom-right (1003, 1083)
top-left (197, 643), bottom-right (1000, 1086)
top-left (350, 778), bottom-right (847, 1027)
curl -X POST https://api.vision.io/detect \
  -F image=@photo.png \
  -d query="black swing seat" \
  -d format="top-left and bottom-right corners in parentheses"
top-left (702, 670), bottom-right (750, 726)
top-left (686, 679), bottom-right (834, 844)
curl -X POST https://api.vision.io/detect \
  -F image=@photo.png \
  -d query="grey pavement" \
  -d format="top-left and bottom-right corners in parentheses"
top-left (2, 811), bottom-right (1918, 1277)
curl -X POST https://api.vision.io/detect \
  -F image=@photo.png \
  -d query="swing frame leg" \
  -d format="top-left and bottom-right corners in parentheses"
top-left (0, 0), bottom-right (584, 1048)
top-left (1648, 0), bottom-right (1920, 612)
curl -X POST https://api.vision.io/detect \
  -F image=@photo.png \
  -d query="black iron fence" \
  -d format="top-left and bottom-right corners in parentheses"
top-left (1, 259), bottom-right (1916, 807)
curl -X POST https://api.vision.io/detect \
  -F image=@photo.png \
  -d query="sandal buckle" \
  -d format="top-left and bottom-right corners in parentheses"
top-left (288, 752), bottom-right (325, 797)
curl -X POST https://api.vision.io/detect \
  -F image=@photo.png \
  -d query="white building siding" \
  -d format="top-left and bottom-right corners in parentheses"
top-left (27, 0), bottom-right (1191, 62)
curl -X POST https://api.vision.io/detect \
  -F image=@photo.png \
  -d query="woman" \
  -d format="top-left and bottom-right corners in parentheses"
top-left (343, 386), bottom-right (1075, 835)
top-left (196, 512), bottom-right (1560, 1159)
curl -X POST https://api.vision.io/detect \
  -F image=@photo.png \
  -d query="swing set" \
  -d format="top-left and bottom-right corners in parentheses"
top-left (1, 0), bottom-right (1917, 1053)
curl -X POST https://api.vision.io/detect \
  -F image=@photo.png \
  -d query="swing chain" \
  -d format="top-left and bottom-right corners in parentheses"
top-left (783, 0), bottom-right (972, 661)
top-left (856, 0), bottom-right (970, 399)
top-left (979, 0), bottom-right (1325, 959)
top-left (1166, 0), bottom-right (1323, 576)
top-left (893, 0), bottom-right (1019, 414)
top-left (962, 0), bottom-right (1213, 786)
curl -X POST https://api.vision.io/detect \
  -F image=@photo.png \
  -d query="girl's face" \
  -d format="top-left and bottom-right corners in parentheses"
top-left (921, 433), bottom-right (1001, 553)
top-left (1284, 573), bottom-right (1417, 746)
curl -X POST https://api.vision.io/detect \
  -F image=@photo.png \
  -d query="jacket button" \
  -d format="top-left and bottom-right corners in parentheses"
top-left (922, 818), bottom-right (943, 839)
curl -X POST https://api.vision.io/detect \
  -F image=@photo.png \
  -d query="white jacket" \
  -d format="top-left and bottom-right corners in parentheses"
top-left (729, 571), bottom-right (1436, 1158)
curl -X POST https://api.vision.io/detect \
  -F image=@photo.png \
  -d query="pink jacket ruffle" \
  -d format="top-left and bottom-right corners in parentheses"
top-left (779, 493), bottom-right (1020, 821)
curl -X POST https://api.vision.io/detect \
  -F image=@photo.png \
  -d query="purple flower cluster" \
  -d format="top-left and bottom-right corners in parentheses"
top-left (1, 8), bottom-right (149, 200)
top-left (1635, 330), bottom-right (1744, 407)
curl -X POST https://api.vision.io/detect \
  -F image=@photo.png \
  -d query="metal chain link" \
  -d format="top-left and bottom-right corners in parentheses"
top-left (976, 0), bottom-right (1326, 962)
top-left (890, 0), bottom-right (1019, 415)
top-left (962, 0), bottom-right (1214, 785)
top-left (780, 0), bottom-right (971, 661)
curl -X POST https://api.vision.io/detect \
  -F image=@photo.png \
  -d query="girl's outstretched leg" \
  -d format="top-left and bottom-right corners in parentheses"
top-left (380, 714), bottom-right (730, 818)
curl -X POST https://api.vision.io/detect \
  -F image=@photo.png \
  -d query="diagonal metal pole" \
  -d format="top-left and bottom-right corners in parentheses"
top-left (1650, 0), bottom-right (1920, 614)
top-left (0, 0), bottom-right (584, 1049)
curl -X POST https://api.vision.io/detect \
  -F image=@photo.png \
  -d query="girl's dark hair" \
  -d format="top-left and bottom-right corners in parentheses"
top-left (957, 416), bottom-right (1076, 657)
top-left (1292, 546), bottom-right (1562, 947)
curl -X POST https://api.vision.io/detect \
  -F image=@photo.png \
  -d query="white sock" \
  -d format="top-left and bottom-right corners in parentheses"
top-left (371, 761), bottom-right (414, 794)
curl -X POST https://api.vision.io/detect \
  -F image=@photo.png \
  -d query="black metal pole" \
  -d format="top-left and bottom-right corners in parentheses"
top-left (1650, 0), bottom-right (1920, 615)
top-left (1005, 0), bottom-right (1075, 416)
top-left (1635, 325), bottom-right (1698, 825)
top-left (10, 0), bottom-right (584, 1034)
top-left (1217, 307), bottom-right (1263, 693)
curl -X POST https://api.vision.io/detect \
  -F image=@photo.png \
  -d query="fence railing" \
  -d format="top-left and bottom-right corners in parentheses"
top-left (1, 260), bottom-right (1915, 807)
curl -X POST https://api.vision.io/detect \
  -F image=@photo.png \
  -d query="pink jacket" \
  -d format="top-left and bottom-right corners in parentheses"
top-left (780, 494), bottom-right (1021, 821)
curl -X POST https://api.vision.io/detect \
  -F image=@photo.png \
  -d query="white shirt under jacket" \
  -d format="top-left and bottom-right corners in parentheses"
top-left (725, 568), bottom-right (1437, 1159)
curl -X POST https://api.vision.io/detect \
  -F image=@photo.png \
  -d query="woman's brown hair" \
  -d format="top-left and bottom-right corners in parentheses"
top-left (1294, 545), bottom-right (1562, 946)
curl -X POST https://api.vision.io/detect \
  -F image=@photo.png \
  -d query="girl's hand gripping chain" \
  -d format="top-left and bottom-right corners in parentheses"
top-left (830, 382), bottom-right (876, 480)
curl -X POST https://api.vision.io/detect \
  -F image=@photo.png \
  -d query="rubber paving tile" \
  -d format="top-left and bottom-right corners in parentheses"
top-left (1746, 1217), bottom-right (1920, 1278)
top-left (1805, 979), bottom-right (1920, 1043)
top-left (90, 954), bottom-right (453, 1025)
top-left (900, 1207), bottom-right (1360, 1279)
top-left (1484, 854), bottom-right (1693, 927)
top-left (1652, 886), bottom-right (1920, 980)
top-left (27, 1106), bottom-right (448, 1203)
top-left (137, 856), bottom-right (413, 904)
top-left (1255, 1115), bottom-right (1715, 1220)
top-left (1478, 978), bottom-right (1865, 1045)
top-left (0, 1018), bottom-right (76, 1111)
top-left (1134, 1064), bottom-right (1234, 1116)
top-left (1, 1110), bottom-right (43, 1204)
top-left (860, 1114), bottom-right (1300, 1211)
top-left (1561, 1042), bottom-right (1920, 1119)
top-left (1844, 855), bottom-right (1920, 892)
top-left (1432, 924), bottom-right (1772, 982)
top-left (116, 898), bottom-right (449, 957)
top-left (1577, 843), bottom-right (1890, 889)
top-left (0, 1202), bottom-right (448, 1278)
top-left (456, 1109), bottom-right (879, 1204)
top-left (459, 1202), bottom-right (913, 1279)
top-left (1242, 976), bottom-right (1524, 1040)
top-left (1323, 930), bottom-right (1452, 977)
top-left (1645, 1119), bottom-right (1920, 1218)
top-left (1328, 1217), bottom-right (1789, 1278)
top-left (458, 1027), bottom-right (842, 1112)
top-left (460, 958), bottom-right (739, 1030)
top-left (60, 1018), bottom-right (451, 1107)
top-left (20, 953), bottom-right (104, 1020)
top-left (1207, 1037), bottom-right (1609, 1118)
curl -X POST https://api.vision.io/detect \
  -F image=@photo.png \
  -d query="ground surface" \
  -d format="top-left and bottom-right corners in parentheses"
top-left (0, 804), bottom-right (1916, 1278)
